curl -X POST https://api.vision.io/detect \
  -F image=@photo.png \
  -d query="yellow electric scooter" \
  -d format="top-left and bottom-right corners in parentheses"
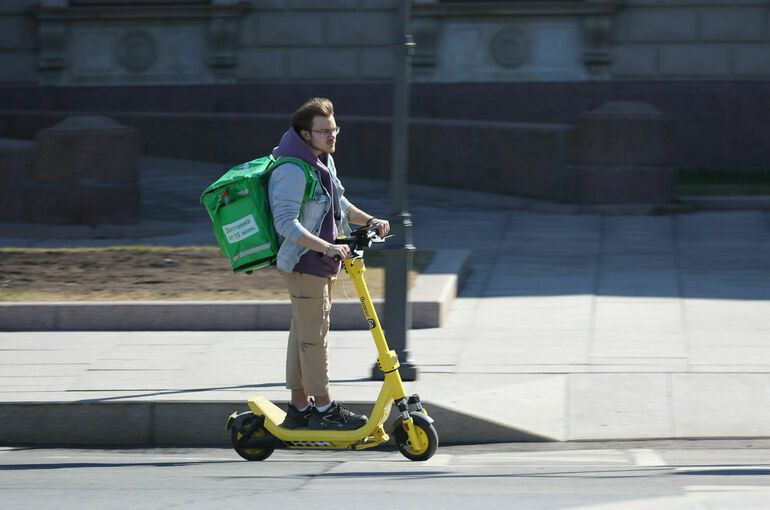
top-left (225, 225), bottom-right (438, 461)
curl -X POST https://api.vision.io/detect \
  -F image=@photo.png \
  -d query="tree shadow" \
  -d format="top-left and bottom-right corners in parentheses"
top-left (0, 460), bottom-right (237, 471)
top-left (73, 378), bottom-right (373, 403)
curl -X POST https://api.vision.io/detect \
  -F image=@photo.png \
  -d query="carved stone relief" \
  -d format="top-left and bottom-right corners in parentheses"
top-left (115, 30), bottom-right (158, 73)
top-left (490, 26), bottom-right (530, 69)
top-left (413, 2), bottom-right (620, 82)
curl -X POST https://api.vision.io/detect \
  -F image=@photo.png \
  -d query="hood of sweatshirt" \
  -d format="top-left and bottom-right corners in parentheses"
top-left (272, 127), bottom-right (329, 169)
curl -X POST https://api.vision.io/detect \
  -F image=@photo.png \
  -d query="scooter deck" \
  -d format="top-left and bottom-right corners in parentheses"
top-left (248, 396), bottom-right (384, 444)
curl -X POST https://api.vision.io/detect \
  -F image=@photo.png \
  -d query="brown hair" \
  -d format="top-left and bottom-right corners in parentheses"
top-left (291, 97), bottom-right (334, 135)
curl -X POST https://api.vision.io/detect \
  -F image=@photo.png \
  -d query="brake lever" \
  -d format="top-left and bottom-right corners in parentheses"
top-left (371, 234), bottom-right (394, 243)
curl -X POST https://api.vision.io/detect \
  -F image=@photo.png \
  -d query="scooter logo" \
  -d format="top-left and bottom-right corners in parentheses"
top-left (367, 319), bottom-right (376, 329)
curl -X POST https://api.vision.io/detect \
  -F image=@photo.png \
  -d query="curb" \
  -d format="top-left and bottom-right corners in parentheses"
top-left (0, 399), bottom-right (548, 447)
top-left (0, 250), bottom-right (471, 331)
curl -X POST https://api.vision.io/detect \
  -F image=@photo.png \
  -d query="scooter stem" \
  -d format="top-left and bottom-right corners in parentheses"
top-left (343, 254), bottom-right (426, 452)
top-left (343, 257), bottom-right (394, 362)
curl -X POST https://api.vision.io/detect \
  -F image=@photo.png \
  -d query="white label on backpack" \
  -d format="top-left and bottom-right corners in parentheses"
top-left (222, 214), bottom-right (259, 244)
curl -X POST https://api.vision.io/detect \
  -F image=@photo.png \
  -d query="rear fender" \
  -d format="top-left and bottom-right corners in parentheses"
top-left (225, 411), bottom-right (258, 433)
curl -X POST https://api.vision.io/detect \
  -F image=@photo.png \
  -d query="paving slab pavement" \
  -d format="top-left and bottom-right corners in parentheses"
top-left (1, 157), bottom-right (769, 446)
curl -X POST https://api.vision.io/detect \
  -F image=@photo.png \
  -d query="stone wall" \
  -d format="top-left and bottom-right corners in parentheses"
top-left (612, 0), bottom-right (770, 79)
top-left (237, 0), bottom-right (399, 83)
top-left (0, 138), bottom-right (35, 220)
top-left (1, 1), bottom-right (768, 85)
top-left (0, 108), bottom-right (681, 203)
top-left (1, 80), bottom-right (767, 169)
top-left (6, 0), bottom-right (400, 86)
top-left (0, 0), bottom-right (39, 85)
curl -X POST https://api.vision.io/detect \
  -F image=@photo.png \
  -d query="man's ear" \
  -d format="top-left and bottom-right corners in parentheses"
top-left (301, 130), bottom-right (311, 141)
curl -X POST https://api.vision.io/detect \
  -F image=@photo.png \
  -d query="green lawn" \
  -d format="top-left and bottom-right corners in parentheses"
top-left (677, 168), bottom-right (770, 196)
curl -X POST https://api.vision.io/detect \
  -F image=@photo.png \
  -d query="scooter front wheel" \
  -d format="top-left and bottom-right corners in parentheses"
top-left (393, 418), bottom-right (438, 461)
top-left (231, 413), bottom-right (274, 461)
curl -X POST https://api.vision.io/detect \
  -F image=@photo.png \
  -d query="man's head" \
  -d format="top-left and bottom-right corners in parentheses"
top-left (291, 97), bottom-right (339, 156)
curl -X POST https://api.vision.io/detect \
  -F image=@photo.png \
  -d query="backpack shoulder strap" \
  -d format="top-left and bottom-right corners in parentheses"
top-left (270, 156), bottom-right (318, 203)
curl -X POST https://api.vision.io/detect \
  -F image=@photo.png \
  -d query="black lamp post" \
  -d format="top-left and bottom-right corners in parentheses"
top-left (373, 0), bottom-right (417, 381)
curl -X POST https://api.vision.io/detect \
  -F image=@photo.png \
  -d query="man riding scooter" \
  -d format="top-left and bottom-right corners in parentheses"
top-left (268, 97), bottom-right (390, 430)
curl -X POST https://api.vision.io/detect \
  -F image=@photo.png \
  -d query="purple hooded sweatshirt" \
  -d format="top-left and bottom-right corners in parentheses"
top-left (272, 128), bottom-right (340, 277)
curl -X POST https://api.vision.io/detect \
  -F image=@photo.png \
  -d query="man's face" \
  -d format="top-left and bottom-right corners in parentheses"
top-left (304, 115), bottom-right (338, 156)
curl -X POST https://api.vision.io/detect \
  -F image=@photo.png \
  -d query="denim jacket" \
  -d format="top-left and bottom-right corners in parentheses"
top-left (268, 156), bottom-right (352, 273)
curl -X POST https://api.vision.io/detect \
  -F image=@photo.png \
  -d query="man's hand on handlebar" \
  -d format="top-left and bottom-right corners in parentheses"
top-left (367, 218), bottom-right (390, 238)
top-left (326, 243), bottom-right (351, 261)
top-left (325, 220), bottom-right (393, 261)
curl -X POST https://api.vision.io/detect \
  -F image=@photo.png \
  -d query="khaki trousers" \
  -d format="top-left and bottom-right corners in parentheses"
top-left (278, 269), bottom-right (336, 397)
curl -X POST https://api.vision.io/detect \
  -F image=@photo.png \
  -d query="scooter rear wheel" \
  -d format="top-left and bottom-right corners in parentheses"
top-left (231, 413), bottom-right (274, 461)
top-left (393, 418), bottom-right (438, 461)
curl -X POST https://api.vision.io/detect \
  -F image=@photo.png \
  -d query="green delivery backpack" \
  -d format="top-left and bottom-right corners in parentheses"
top-left (200, 155), bottom-right (317, 273)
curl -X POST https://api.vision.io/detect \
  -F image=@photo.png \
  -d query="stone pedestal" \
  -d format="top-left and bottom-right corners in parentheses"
top-left (564, 102), bottom-right (678, 203)
top-left (24, 116), bottom-right (141, 224)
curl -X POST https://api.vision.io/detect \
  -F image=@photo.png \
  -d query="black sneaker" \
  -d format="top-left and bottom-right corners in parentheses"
top-left (282, 400), bottom-right (314, 429)
top-left (308, 401), bottom-right (367, 430)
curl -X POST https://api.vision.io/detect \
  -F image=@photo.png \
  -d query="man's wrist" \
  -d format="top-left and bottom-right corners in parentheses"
top-left (366, 217), bottom-right (376, 225)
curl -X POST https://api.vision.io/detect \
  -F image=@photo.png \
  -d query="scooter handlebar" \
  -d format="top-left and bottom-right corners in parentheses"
top-left (329, 225), bottom-right (391, 261)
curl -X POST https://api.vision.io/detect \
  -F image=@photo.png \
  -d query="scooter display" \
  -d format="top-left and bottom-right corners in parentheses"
top-left (225, 225), bottom-right (439, 461)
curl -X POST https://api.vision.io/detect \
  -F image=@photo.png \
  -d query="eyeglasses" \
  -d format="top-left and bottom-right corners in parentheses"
top-left (311, 126), bottom-right (341, 137)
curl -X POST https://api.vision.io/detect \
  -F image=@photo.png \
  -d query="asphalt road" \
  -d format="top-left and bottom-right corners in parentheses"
top-left (1, 440), bottom-right (769, 509)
